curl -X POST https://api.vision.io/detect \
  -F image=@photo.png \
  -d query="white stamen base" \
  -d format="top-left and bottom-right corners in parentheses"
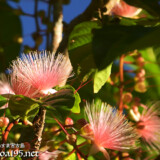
top-left (41, 88), bottom-right (57, 95)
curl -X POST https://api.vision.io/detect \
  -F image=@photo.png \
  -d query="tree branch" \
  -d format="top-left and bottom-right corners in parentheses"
top-left (30, 107), bottom-right (46, 159)
top-left (56, 0), bottom-right (110, 54)
top-left (52, 0), bottom-right (63, 52)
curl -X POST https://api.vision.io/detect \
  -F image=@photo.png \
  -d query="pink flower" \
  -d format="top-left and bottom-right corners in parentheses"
top-left (111, 0), bottom-right (141, 18)
top-left (136, 103), bottom-right (160, 152)
top-left (0, 73), bottom-right (40, 98)
top-left (11, 51), bottom-right (72, 95)
top-left (84, 102), bottom-right (138, 160)
top-left (39, 150), bottom-right (61, 160)
top-left (0, 73), bottom-right (14, 95)
top-left (0, 51), bottom-right (72, 109)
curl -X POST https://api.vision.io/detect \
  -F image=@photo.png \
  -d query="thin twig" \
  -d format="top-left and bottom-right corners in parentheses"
top-left (34, 0), bottom-right (39, 32)
top-left (53, 117), bottom-right (70, 135)
top-left (46, 1), bottom-right (51, 50)
top-left (119, 54), bottom-right (125, 112)
top-left (1, 119), bottom-right (19, 152)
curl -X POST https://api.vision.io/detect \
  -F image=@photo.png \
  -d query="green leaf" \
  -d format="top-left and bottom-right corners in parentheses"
top-left (94, 63), bottom-right (112, 93)
top-left (140, 47), bottom-right (160, 99)
top-left (93, 25), bottom-right (160, 70)
top-left (0, 95), bottom-right (8, 107)
top-left (8, 95), bottom-right (40, 118)
top-left (69, 21), bottom-right (102, 81)
top-left (43, 85), bottom-right (81, 113)
top-left (68, 21), bottom-right (101, 50)
top-left (0, 2), bottom-right (22, 72)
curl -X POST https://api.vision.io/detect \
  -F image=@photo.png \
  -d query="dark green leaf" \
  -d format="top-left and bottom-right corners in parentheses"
top-left (0, 2), bottom-right (22, 71)
top-left (43, 85), bottom-right (81, 113)
top-left (69, 21), bottom-right (101, 81)
top-left (68, 21), bottom-right (101, 50)
top-left (93, 25), bottom-right (160, 70)
top-left (8, 95), bottom-right (40, 118)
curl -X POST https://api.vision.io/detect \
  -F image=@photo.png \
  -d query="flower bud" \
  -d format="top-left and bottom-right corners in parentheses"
top-left (80, 124), bottom-right (94, 137)
top-left (66, 134), bottom-right (77, 145)
top-left (136, 56), bottom-right (145, 67)
top-left (50, 126), bottom-right (60, 136)
top-left (123, 92), bottom-right (132, 103)
top-left (134, 81), bottom-right (147, 93)
top-left (65, 117), bottom-right (74, 126)
top-left (0, 117), bottom-right (9, 127)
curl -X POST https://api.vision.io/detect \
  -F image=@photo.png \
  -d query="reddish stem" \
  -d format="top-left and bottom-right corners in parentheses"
top-left (74, 79), bottom-right (92, 94)
top-left (68, 149), bottom-right (76, 157)
top-left (77, 152), bottom-right (82, 160)
top-left (74, 145), bottom-right (87, 160)
top-left (78, 141), bottom-right (88, 148)
top-left (119, 54), bottom-right (125, 112)
top-left (59, 139), bottom-right (67, 146)
top-left (124, 61), bottom-right (133, 64)
top-left (53, 117), bottom-right (70, 135)
top-left (2, 119), bottom-right (19, 144)
top-left (1, 119), bottom-right (19, 152)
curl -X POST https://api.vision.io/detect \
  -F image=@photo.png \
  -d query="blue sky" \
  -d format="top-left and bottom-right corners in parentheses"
top-left (8, 0), bottom-right (91, 51)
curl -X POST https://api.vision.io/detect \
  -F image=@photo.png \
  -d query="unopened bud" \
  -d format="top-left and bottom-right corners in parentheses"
top-left (66, 134), bottom-right (77, 145)
top-left (0, 117), bottom-right (9, 127)
top-left (136, 56), bottom-right (145, 67)
top-left (65, 117), bottom-right (74, 126)
top-left (123, 92), bottom-right (132, 103)
top-left (80, 124), bottom-right (93, 137)
top-left (138, 69), bottom-right (145, 77)
top-left (134, 81), bottom-right (147, 93)
top-left (50, 126), bottom-right (60, 136)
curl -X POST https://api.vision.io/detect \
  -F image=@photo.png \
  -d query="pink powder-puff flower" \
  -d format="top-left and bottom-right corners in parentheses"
top-left (0, 51), bottom-right (72, 108)
top-left (0, 73), bottom-right (40, 98)
top-left (0, 73), bottom-right (14, 95)
top-left (0, 73), bottom-right (40, 109)
top-left (111, 0), bottom-right (142, 18)
top-left (136, 102), bottom-right (160, 152)
top-left (11, 51), bottom-right (73, 95)
top-left (39, 150), bottom-right (62, 160)
top-left (0, 73), bottom-right (14, 109)
top-left (84, 102), bottom-right (138, 160)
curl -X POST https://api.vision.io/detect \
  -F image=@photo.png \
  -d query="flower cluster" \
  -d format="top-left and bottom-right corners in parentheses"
top-left (0, 51), bottom-right (72, 107)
